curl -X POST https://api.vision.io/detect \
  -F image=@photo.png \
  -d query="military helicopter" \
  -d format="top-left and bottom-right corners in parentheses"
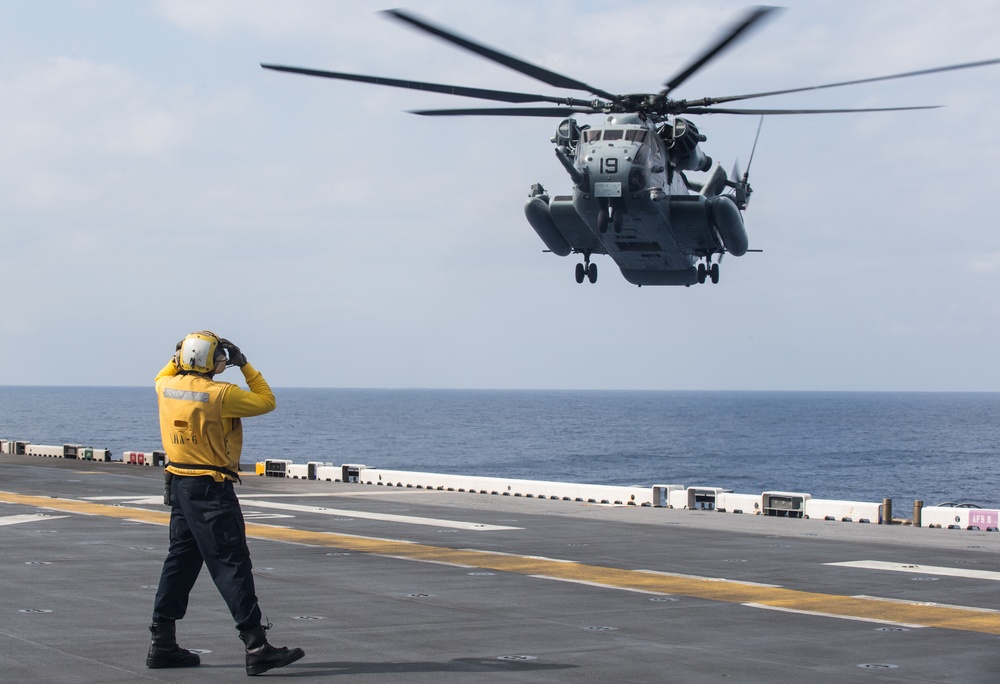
top-left (262, 7), bottom-right (1000, 287)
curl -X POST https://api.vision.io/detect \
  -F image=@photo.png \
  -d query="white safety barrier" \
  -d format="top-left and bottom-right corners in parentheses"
top-left (921, 506), bottom-right (1000, 531)
top-left (314, 464), bottom-right (346, 481)
top-left (248, 467), bottom-right (895, 519)
top-left (6, 441), bottom-right (994, 533)
top-left (284, 463), bottom-right (308, 479)
top-left (1, 440), bottom-right (29, 454)
top-left (280, 462), bottom-right (328, 480)
top-left (262, 459), bottom-right (293, 477)
top-left (26, 444), bottom-right (64, 458)
top-left (651, 484), bottom-right (685, 507)
top-left (326, 465), bottom-right (653, 506)
top-left (805, 498), bottom-right (882, 524)
top-left (123, 451), bottom-right (166, 467)
top-left (762, 491), bottom-right (811, 518)
top-left (668, 486), bottom-right (732, 510)
top-left (717, 492), bottom-right (762, 514)
top-left (343, 464), bottom-right (367, 482)
top-left (7, 440), bottom-right (114, 461)
top-left (77, 448), bottom-right (113, 462)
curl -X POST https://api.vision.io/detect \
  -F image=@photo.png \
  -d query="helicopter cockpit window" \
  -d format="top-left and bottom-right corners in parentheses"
top-left (603, 129), bottom-right (624, 141)
top-left (583, 129), bottom-right (602, 143)
top-left (625, 130), bottom-right (647, 143)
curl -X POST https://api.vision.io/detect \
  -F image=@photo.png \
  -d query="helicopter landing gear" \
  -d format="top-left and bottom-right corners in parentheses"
top-left (597, 203), bottom-right (608, 234)
top-left (597, 200), bottom-right (625, 234)
top-left (698, 260), bottom-right (720, 285)
top-left (575, 253), bottom-right (597, 284)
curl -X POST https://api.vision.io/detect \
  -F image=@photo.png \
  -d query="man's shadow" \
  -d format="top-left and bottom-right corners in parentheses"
top-left (270, 656), bottom-right (576, 677)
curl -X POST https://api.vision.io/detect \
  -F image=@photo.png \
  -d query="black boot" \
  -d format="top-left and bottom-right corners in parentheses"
top-left (146, 622), bottom-right (200, 668)
top-left (239, 623), bottom-right (305, 676)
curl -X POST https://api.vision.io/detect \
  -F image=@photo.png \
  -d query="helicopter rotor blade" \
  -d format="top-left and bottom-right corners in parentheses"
top-left (662, 5), bottom-right (781, 94)
top-left (260, 63), bottom-right (597, 106)
top-left (410, 107), bottom-right (598, 117)
top-left (383, 8), bottom-right (618, 101)
top-left (684, 57), bottom-right (1000, 108)
top-left (681, 104), bottom-right (941, 115)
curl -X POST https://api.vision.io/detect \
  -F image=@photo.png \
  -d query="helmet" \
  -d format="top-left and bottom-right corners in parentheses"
top-left (177, 331), bottom-right (225, 374)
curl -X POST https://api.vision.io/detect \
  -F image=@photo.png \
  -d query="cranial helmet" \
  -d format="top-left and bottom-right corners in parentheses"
top-left (177, 331), bottom-right (225, 374)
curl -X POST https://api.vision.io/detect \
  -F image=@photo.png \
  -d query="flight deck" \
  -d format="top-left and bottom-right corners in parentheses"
top-left (1, 453), bottom-right (999, 682)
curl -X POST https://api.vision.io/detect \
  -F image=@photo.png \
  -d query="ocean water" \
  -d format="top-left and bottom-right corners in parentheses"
top-left (1, 387), bottom-right (998, 508)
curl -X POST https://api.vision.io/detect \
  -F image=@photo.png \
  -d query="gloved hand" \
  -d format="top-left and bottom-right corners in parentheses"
top-left (219, 339), bottom-right (248, 368)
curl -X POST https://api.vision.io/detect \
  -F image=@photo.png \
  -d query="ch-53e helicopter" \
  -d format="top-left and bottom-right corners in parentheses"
top-left (262, 7), bottom-right (999, 287)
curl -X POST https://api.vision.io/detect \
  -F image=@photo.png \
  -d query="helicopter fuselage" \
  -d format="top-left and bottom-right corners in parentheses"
top-left (525, 115), bottom-right (748, 286)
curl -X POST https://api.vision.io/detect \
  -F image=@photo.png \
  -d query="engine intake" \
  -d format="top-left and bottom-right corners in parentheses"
top-left (661, 117), bottom-right (712, 172)
top-left (552, 118), bottom-right (586, 152)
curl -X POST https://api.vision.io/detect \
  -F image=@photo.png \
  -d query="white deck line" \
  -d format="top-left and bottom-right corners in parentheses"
top-left (0, 514), bottom-right (68, 526)
top-left (742, 602), bottom-right (928, 629)
top-left (237, 498), bottom-right (522, 531)
top-left (827, 560), bottom-right (1000, 582)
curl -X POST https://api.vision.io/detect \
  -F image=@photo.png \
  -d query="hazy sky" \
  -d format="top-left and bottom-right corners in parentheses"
top-left (1, 0), bottom-right (998, 391)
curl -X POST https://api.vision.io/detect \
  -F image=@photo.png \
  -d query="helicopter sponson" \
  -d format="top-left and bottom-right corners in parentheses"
top-left (525, 115), bottom-right (747, 286)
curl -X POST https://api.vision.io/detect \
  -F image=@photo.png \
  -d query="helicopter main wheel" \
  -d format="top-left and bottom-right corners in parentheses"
top-left (575, 262), bottom-right (585, 284)
top-left (697, 263), bottom-right (707, 284)
top-left (710, 263), bottom-right (720, 284)
top-left (587, 262), bottom-right (597, 283)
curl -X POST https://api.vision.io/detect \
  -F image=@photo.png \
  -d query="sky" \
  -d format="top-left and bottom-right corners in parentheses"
top-left (0, 0), bottom-right (998, 391)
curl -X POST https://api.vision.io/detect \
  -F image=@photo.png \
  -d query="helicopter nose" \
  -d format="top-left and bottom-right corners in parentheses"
top-left (584, 149), bottom-right (627, 178)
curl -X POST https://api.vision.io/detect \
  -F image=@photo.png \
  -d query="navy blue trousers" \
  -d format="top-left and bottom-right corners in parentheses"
top-left (152, 475), bottom-right (262, 631)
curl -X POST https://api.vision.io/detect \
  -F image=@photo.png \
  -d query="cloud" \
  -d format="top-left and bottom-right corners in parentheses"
top-left (968, 252), bottom-right (1000, 274)
top-left (0, 56), bottom-right (192, 208)
top-left (153, 0), bottom-right (387, 43)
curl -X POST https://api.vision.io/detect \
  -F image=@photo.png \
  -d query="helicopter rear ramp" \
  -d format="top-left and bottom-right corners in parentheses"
top-left (619, 266), bottom-right (700, 286)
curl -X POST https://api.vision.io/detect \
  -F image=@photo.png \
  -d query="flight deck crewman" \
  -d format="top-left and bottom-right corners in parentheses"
top-left (146, 330), bottom-right (304, 676)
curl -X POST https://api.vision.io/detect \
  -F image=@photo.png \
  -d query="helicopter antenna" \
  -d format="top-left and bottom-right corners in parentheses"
top-left (746, 115), bottom-right (764, 176)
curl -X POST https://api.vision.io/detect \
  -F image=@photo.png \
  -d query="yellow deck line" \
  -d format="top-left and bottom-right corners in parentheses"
top-left (5, 490), bottom-right (1000, 635)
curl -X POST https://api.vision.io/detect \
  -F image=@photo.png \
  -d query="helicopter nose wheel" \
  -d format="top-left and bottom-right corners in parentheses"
top-left (575, 252), bottom-right (597, 284)
top-left (597, 200), bottom-right (625, 234)
top-left (597, 201), bottom-right (609, 234)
